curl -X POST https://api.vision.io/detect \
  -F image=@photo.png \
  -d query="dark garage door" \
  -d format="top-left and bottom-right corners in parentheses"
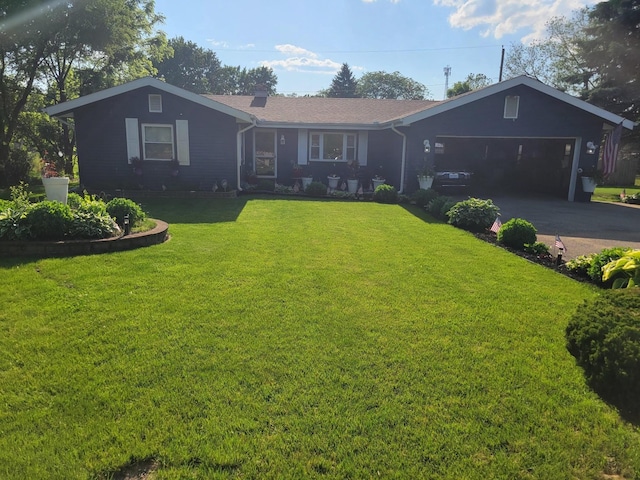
top-left (434, 137), bottom-right (575, 198)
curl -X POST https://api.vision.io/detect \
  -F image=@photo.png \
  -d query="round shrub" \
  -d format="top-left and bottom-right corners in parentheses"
top-left (106, 197), bottom-right (145, 227)
top-left (373, 184), bottom-right (398, 204)
top-left (305, 181), bottom-right (327, 197)
top-left (447, 197), bottom-right (499, 232)
top-left (426, 196), bottom-right (452, 219)
top-left (497, 218), bottom-right (537, 250)
top-left (23, 201), bottom-right (73, 240)
top-left (566, 289), bottom-right (640, 409)
top-left (411, 188), bottom-right (439, 208)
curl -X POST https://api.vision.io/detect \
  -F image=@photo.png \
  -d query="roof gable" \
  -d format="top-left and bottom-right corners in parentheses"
top-left (399, 76), bottom-right (635, 130)
top-left (44, 77), bottom-right (253, 122)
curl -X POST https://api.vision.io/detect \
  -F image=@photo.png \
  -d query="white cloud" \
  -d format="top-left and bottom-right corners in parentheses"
top-left (207, 39), bottom-right (229, 48)
top-left (433, 0), bottom-right (592, 42)
top-left (260, 44), bottom-right (346, 74)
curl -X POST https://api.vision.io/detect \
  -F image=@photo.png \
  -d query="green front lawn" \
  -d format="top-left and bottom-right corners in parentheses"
top-left (1, 197), bottom-right (639, 479)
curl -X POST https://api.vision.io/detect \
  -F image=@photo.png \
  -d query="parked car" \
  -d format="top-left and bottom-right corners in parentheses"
top-left (434, 171), bottom-right (473, 190)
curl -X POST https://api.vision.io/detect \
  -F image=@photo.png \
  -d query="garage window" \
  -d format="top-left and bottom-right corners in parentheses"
top-left (504, 96), bottom-right (519, 119)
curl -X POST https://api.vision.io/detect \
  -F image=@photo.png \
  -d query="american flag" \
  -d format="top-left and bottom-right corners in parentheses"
top-left (603, 122), bottom-right (623, 176)
top-left (490, 216), bottom-right (502, 233)
top-left (555, 234), bottom-right (566, 253)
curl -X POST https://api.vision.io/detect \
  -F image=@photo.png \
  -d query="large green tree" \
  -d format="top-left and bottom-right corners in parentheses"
top-left (504, 9), bottom-right (593, 95)
top-left (356, 71), bottom-right (429, 100)
top-left (326, 63), bottom-right (358, 98)
top-left (155, 36), bottom-right (220, 94)
top-left (579, 0), bottom-right (640, 126)
top-left (0, 0), bottom-right (168, 183)
top-left (210, 65), bottom-right (277, 95)
top-left (446, 73), bottom-right (492, 98)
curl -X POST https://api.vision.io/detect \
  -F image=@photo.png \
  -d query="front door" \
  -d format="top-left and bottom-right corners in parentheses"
top-left (254, 130), bottom-right (277, 178)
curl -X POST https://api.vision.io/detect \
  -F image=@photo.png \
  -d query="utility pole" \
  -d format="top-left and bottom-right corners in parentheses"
top-left (443, 65), bottom-right (451, 100)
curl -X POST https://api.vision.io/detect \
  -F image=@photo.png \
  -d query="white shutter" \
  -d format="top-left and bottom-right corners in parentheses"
top-left (357, 131), bottom-right (368, 166)
top-left (176, 120), bottom-right (190, 166)
top-left (125, 118), bottom-right (140, 162)
top-left (297, 129), bottom-right (308, 165)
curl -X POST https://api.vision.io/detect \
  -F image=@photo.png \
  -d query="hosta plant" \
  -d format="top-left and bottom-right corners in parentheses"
top-left (602, 250), bottom-right (640, 288)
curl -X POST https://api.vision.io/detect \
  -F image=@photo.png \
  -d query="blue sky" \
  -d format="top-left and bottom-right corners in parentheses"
top-left (153, 0), bottom-right (595, 99)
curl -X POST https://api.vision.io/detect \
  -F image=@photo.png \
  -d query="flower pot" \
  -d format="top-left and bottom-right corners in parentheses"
top-left (581, 176), bottom-right (597, 193)
top-left (327, 176), bottom-right (340, 190)
top-left (347, 179), bottom-right (359, 193)
top-left (42, 176), bottom-right (70, 204)
top-left (301, 176), bottom-right (313, 190)
top-left (417, 175), bottom-right (434, 190)
top-left (372, 178), bottom-right (386, 190)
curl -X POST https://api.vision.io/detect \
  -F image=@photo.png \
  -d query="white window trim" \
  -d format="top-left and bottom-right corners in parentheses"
top-left (504, 95), bottom-right (520, 119)
top-left (148, 94), bottom-right (162, 113)
top-left (309, 131), bottom-right (357, 162)
top-left (254, 129), bottom-right (277, 178)
top-left (141, 123), bottom-right (174, 161)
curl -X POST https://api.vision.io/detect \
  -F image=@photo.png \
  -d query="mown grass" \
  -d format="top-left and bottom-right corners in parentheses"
top-left (1, 196), bottom-right (639, 479)
top-left (592, 175), bottom-right (640, 203)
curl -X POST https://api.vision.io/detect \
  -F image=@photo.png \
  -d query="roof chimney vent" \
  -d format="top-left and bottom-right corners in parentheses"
top-left (254, 84), bottom-right (268, 98)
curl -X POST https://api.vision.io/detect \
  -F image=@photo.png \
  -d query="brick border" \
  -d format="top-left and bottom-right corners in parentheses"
top-left (0, 220), bottom-right (169, 258)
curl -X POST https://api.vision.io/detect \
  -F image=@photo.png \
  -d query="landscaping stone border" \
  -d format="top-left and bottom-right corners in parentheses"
top-left (0, 219), bottom-right (169, 258)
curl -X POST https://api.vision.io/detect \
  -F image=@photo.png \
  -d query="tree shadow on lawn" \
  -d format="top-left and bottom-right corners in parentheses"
top-left (398, 203), bottom-right (446, 225)
top-left (139, 196), bottom-right (251, 225)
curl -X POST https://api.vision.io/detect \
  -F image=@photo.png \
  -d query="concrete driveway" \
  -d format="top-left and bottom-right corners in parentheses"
top-left (481, 195), bottom-right (640, 259)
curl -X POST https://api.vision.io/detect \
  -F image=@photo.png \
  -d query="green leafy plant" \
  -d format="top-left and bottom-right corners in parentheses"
top-left (497, 218), bottom-right (537, 250)
top-left (68, 212), bottom-right (121, 239)
top-left (426, 195), bottom-right (453, 219)
top-left (106, 197), bottom-right (145, 227)
top-left (68, 191), bottom-right (108, 215)
top-left (602, 250), bottom-right (640, 288)
top-left (373, 184), bottom-right (398, 204)
top-left (411, 188), bottom-right (439, 208)
top-left (447, 197), bottom-right (499, 232)
top-left (256, 179), bottom-right (275, 192)
top-left (566, 289), bottom-right (640, 411)
top-left (587, 247), bottom-right (632, 284)
top-left (566, 254), bottom-right (596, 277)
top-left (524, 241), bottom-right (551, 257)
top-left (305, 181), bottom-right (327, 197)
top-left (23, 201), bottom-right (73, 240)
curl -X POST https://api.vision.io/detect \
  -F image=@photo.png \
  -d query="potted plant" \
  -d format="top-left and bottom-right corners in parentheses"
top-left (346, 159), bottom-right (359, 193)
top-left (580, 168), bottom-right (604, 193)
top-left (41, 152), bottom-right (69, 204)
top-left (417, 164), bottom-right (435, 190)
top-left (372, 174), bottom-right (386, 190)
top-left (300, 167), bottom-right (314, 190)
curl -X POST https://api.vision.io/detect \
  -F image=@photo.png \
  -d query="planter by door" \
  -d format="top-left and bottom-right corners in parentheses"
top-left (327, 176), bottom-right (340, 190)
top-left (372, 178), bottom-right (386, 190)
top-left (417, 175), bottom-right (434, 190)
top-left (347, 179), bottom-right (359, 193)
top-left (581, 176), bottom-right (598, 193)
top-left (301, 177), bottom-right (313, 190)
top-left (42, 176), bottom-right (70, 204)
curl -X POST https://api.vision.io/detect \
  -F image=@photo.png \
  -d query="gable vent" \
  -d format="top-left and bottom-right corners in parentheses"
top-left (149, 94), bottom-right (162, 113)
top-left (504, 95), bottom-right (519, 119)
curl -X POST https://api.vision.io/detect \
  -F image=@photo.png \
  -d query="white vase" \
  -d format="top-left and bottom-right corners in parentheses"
top-left (372, 178), bottom-right (386, 189)
top-left (417, 175), bottom-right (434, 190)
top-left (581, 176), bottom-right (597, 193)
top-left (347, 179), bottom-right (359, 193)
top-left (301, 177), bottom-right (313, 190)
top-left (327, 176), bottom-right (340, 190)
top-left (42, 176), bottom-right (70, 204)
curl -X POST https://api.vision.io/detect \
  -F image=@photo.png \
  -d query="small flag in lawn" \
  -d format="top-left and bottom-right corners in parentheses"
top-left (490, 216), bottom-right (502, 233)
top-left (555, 234), bottom-right (566, 252)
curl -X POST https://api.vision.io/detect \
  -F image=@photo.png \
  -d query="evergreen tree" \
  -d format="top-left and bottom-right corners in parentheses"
top-left (327, 63), bottom-right (358, 98)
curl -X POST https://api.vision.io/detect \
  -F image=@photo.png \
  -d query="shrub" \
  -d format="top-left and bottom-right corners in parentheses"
top-left (566, 289), bottom-right (640, 409)
top-left (68, 212), bottom-right (121, 239)
top-left (23, 201), bottom-right (73, 240)
top-left (411, 188), bottom-right (439, 208)
top-left (373, 184), bottom-right (398, 204)
top-left (397, 194), bottom-right (410, 204)
top-left (524, 241), bottom-right (551, 256)
top-left (497, 218), bottom-right (537, 250)
top-left (566, 254), bottom-right (596, 277)
top-left (602, 249), bottom-right (640, 288)
top-left (106, 197), bottom-right (145, 227)
top-left (447, 197), bottom-right (499, 232)
top-left (440, 199), bottom-right (457, 219)
top-left (587, 247), bottom-right (631, 284)
top-left (5, 148), bottom-right (34, 185)
top-left (426, 196), bottom-right (453, 219)
top-left (72, 192), bottom-right (108, 215)
top-left (305, 181), bottom-right (327, 197)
